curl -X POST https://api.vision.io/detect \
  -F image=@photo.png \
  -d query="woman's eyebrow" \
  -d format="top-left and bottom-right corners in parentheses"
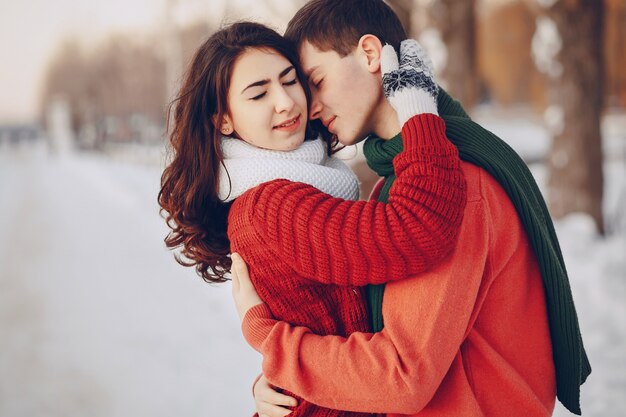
top-left (241, 65), bottom-right (295, 94)
top-left (279, 66), bottom-right (295, 78)
top-left (241, 79), bottom-right (269, 94)
top-left (241, 66), bottom-right (295, 94)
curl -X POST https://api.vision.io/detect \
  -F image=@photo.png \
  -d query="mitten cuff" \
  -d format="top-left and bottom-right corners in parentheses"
top-left (394, 89), bottom-right (439, 126)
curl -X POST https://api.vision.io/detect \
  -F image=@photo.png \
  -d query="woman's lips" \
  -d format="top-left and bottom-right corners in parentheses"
top-left (273, 115), bottom-right (301, 132)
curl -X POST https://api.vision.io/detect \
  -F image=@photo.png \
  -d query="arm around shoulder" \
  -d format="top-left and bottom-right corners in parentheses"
top-left (241, 209), bottom-right (490, 414)
top-left (237, 114), bottom-right (466, 287)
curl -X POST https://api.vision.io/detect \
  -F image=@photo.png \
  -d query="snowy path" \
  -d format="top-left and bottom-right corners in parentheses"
top-left (0, 143), bottom-right (260, 417)
top-left (0, 138), bottom-right (624, 416)
top-left (550, 210), bottom-right (626, 416)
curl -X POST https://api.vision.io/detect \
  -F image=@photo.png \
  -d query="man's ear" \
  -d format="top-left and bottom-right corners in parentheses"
top-left (357, 34), bottom-right (384, 73)
top-left (212, 114), bottom-right (234, 135)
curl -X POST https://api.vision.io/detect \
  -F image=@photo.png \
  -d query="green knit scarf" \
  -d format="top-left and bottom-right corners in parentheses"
top-left (363, 89), bottom-right (591, 415)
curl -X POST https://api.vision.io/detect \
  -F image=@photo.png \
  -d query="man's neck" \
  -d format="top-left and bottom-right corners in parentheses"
top-left (371, 99), bottom-right (401, 140)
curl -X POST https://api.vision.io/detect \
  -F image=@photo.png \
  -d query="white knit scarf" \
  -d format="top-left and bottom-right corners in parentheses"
top-left (218, 136), bottom-right (360, 202)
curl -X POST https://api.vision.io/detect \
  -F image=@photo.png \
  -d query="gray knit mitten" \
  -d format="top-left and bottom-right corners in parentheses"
top-left (381, 39), bottom-right (439, 125)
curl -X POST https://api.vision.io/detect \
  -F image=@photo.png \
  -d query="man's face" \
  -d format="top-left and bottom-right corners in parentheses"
top-left (299, 41), bottom-right (383, 146)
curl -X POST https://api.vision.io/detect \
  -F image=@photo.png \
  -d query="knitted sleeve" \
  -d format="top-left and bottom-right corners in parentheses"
top-left (231, 113), bottom-right (467, 286)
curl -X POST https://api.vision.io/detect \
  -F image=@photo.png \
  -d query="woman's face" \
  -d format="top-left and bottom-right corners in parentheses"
top-left (222, 48), bottom-right (308, 151)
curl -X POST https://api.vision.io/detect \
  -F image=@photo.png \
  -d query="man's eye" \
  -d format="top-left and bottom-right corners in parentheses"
top-left (314, 78), bottom-right (323, 89)
top-left (250, 92), bottom-right (266, 101)
top-left (283, 78), bottom-right (298, 86)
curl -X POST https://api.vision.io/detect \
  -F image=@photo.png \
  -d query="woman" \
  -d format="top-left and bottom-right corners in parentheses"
top-left (158, 22), bottom-right (466, 417)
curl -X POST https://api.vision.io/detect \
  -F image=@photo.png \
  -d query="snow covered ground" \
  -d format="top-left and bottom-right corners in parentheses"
top-left (0, 112), bottom-right (624, 416)
top-left (0, 143), bottom-right (261, 416)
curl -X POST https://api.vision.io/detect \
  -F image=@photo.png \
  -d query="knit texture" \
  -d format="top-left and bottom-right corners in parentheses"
top-left (218, 137), bottom-right (359, 202)
top-left (229, 114), bottom-right (466, 417)
top-left (381, 40), bottom-right (439, 123)
top-left (242, 161), bottom-right (557, 415)
top-left (363, 89), bottom-right (591, 415)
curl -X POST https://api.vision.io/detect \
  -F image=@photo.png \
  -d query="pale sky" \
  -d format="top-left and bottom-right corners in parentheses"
top-left (0, 0), bottom-right (241, 124)
top-left (0, 0), bottom-right (163, 123)
top-left (0, 0), bottom-right (324, 124)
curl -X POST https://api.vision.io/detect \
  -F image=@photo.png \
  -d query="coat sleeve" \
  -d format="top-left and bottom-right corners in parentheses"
top-left (241, 206), bottom-right (490, 414)
top-left (232, 114), bottom-right (467, 286)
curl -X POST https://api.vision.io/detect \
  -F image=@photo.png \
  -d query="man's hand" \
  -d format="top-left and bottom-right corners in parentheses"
top-left (231, 252), bottom-right (263, 322)
top-left (253, 374), bottom-right (297, 417)
top-left (381, 39), bottom-right (439, 124)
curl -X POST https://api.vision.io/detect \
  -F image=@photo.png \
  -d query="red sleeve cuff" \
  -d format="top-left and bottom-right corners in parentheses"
top-left (242, 303), bottom-right (276, 351)
top-left (401, 113), bottom-right (447, 151)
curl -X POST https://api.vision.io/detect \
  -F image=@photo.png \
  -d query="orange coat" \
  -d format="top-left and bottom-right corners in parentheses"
top-left (242, 161), bottom-right (557, 417)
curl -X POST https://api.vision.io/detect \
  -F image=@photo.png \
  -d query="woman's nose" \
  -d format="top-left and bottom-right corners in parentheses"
top-left (274, 87), bottom-right (295, 113)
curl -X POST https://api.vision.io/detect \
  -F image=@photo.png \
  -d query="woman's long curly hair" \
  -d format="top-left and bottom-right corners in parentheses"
top-left (158, 22), bottom-right (324, 283)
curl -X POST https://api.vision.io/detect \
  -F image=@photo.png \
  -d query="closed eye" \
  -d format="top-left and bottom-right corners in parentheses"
top-left (283, 78), bottom-right (298, 86)
top-left (250, 92), bottom-right (267, 101)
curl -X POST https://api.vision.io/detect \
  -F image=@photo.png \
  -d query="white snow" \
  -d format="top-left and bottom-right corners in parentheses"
top-left (537, 0), bottom-right (559, 8)
top-left (532, 16), bottom-right (564, 79)
top-left (0, 110), bottom-right (624, 416)
top-left (544, 104), bottom-right (565, 136)
top-left (0, 143), bottom-right (261, 417)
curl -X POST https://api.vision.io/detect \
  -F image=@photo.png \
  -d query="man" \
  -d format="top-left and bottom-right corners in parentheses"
top-left (232, 1), bottom-right (590, 416)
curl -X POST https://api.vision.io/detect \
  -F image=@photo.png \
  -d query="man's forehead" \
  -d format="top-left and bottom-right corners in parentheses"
top-left (298, 41), bottom-right (321, 77)
top-left (298, 41), bottom-right (329, 76)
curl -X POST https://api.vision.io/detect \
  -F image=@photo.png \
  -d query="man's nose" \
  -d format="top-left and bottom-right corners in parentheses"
top-left (309, 92), bottom-right (322, 120)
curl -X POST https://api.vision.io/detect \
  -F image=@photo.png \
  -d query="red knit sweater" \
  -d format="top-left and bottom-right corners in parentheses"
top-left (242, 163), bottom-right (556, 416)
top-left (228, 114), bottom-right (466, 417)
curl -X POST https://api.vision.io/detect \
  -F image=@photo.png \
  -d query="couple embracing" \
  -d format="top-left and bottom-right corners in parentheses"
top-left (159, 1), bottom-right (590, 416)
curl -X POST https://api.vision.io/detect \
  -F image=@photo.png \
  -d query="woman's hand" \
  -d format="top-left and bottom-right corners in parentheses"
top-left (381, 39), bottom-right (439, 123)
top-left (231, 252), bottom-right (263, 322)
top-left (254, 374), bottom-right (297, 417)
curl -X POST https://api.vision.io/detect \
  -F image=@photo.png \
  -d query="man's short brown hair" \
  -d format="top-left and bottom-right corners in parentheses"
top-left (285, 0), bottom-right (407, 57)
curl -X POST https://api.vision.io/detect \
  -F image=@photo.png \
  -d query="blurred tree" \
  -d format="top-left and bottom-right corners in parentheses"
top-left (477, 0), bottom-right (545, 107)
top-left (41, 36), bottom-right (167, 148)
top-left (179, 22), bottom-right (214, 64)
top-left (260, 0), bottom-right (310, 23)
top-left (428, 0), bottom-right (478, 108)
top-left (40, 40), bottom-right (90, 136)
top-left (164, 0), bottom-right (183, 106)
top-left (532, 0), bottom-right (605, 234)
top-left (386, 0), bottom-right (414, 34)
top-left (406, 0), bottom-right (479, 109)
top-left (605, 0), bottom-right (626, 107)
top-left (92, 36), bottom-right (167, 120)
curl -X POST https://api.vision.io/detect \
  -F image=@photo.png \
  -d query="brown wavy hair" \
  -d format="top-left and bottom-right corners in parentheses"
top-left (158, 22), bottom-right (316, 283)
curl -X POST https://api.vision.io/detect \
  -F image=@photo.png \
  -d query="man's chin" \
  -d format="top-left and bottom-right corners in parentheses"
top-left (337, 134), bottom-right (367, 146)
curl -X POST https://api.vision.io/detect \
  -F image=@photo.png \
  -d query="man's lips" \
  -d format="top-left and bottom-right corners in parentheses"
top-left (273, 115), bottom-right (301, 130)
top-left (322, 116), bottom-right (337, 131)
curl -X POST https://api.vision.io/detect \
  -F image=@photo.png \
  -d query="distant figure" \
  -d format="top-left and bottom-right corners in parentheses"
top-left (45, 96), bottom-right (74, 155)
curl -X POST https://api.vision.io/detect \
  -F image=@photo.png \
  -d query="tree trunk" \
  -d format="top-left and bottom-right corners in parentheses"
top-left (385, 0), bottom-right (414, 35)
top-left (540, 0), bottom-right (605, 234)
top-left (427, 0), bottom-right (478, 108)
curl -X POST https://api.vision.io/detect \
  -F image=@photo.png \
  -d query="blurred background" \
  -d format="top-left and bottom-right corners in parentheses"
top-left (0, 0), bottom-right (624, 416)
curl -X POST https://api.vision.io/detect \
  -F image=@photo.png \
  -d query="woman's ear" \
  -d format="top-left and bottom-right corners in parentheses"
top-left (213, 114), bottom-right (234, 135)
top-left (357, 34), bottom-right (384, 73)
